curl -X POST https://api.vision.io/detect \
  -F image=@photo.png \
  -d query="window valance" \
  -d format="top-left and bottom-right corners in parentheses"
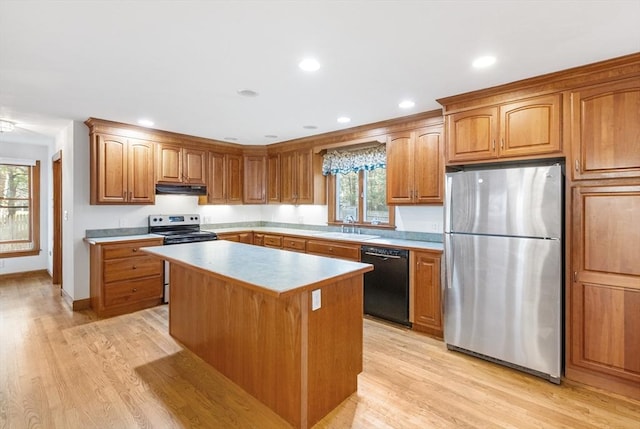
top-left (321, 145), bottom-right (386, 176)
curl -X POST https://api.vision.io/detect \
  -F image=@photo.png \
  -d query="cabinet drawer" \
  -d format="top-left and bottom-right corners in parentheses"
top-left (103, 239), bottom-right (163, 260)
top-left (104, 277), bottom-right (163, 307)
top-left (283, 237), bottom-right (306, 252)
top-left (263, 234), bottom-right (283, 248)
top-left (307, 240), bottom-right (360, 261)
top-left (103, 256), bottom-right (163, 283)
top-left (254, 233), bottom-right (265, 246)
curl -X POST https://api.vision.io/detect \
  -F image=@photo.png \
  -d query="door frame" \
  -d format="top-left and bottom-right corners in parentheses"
top-left (52, 151), bottom-right (62, 286)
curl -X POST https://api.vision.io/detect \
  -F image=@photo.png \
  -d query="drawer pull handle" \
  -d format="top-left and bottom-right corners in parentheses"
top-left (132, 265), bottom-right (137, 269)
top-left (132, 288), bottom-right (138, 292)
top-left (132, 248), bottom-right (138, 252)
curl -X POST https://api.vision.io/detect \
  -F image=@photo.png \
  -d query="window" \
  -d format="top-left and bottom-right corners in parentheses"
top-left (0, 160), bottom-right (40, 257)
top-left (323, 146), bottom-right (394, 228)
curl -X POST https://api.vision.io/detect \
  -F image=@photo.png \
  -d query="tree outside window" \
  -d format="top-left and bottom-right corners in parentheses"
top-left (333, 168), bottom-right (393, 227)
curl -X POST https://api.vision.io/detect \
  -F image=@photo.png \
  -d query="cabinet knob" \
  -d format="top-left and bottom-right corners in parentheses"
top-left (132, 248), bottom-right (138, 252)
top-left (132, 288), bottom-right (138, 292)
top-left (132, 265), bottom-right (137, 270)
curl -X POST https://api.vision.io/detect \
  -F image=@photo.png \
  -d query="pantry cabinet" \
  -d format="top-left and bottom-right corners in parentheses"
top-left (446, 93), bottom-right (562, 164)
top-left (569, 78), bottom-right (640, 180)
top-left (410, 250), bottom-right (443, 338)
top-left (387, 125), bottom-right (444, 204)
top-left (157, 143), bottom-right (207, 185)
top-left (89, 238), bottom-right (164, 317)
top-left (200, 152), bottom-right (243, 204)
top-left (90, 133), bottom-right (155, 204)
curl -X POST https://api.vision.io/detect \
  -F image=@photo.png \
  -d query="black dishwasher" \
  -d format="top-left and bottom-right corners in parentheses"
top-left (360, 246), bottom-right (410, 327)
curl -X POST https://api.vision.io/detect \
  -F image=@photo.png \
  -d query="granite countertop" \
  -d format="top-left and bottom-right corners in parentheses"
top-left (141, 240), bottom-right (373, 296)
top-left (84, 234), bottom-right (163, 245)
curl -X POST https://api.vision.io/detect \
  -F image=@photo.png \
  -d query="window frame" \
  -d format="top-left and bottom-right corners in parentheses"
top-left (327, 169), bottom-right (395, 229)
top-left (0, 160), bottom-right (40, 258)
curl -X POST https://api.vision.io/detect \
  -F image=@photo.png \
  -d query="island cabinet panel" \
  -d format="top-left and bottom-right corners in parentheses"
top-left (570, 78), bottom-right (640, 180)
top-left (445, 94), bottom-right (562, 164)
top-left (387, 125), bottom-right (444, 204)
top-left (568, 184), bottom-right (640, 399)
top-left (89, 238), bottom-right (163, 317)
top-left (90, 133), bottom-right (155, 204)
top-left (410, 250), bottom-right (443, 338)
top-left (168, 264), bottom-right (364, 429)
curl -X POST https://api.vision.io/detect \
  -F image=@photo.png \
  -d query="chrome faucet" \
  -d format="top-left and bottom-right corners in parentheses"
top-left (343, 215), bottom-right (355, 233)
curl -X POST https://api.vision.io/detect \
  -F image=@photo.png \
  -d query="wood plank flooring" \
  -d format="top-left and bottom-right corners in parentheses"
top-left (1, 272), bottom-right (638, 428)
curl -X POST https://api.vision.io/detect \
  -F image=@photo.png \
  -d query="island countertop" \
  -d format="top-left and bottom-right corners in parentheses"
top-left (142, 240), bottom-right (373, 297)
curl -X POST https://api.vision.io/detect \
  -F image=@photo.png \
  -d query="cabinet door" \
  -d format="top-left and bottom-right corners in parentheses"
top-left (499, 94), bottom-right (561, 158)
top-left (95, 134), bottom-right (128, 203)
top-left (157, 144), bottom-right (182, 183)
top-left (226, 154), bottom-right (244, 204)
top-left (446, 107), bottom-right (498, 163)
top-left (183, 147), bottom-right (207, 185)
top-left (386, 131), bottom-right (414, 204)
top-left (267, 154), bottom-right (280, 203)
top-left (280, 151), bottom-right (296, 203)
top-left (244, 155), bottom-right (266, 204)
top-left (127, 139), bottom-right (155, 203)
top-left (570, 184), bottom-right (640, 383)
top-left (571, 78), bottom-right (640, 180)
top-left (412, 251), bottom-right (442, 337)
top-left (414, 126), bottom-right (443, 204)
top-left (295, 149), bottom-right (314, 204)
top-left (206, 152), bottom-right (226, 204)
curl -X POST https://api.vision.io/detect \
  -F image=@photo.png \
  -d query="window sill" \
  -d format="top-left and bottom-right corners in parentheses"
top-left (0, 249), bottom-right (40, 259)
top-left (327, 222), bottom-right (396, 231)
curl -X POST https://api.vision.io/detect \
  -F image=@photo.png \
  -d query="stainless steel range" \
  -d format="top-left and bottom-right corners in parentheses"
top-left (149, 214), bottom-right (218, 302)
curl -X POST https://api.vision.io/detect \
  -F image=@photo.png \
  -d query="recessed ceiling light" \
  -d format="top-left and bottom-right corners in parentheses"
top-left (0, 119), bottom-right (16, 132)
top-left (298, 58), bottom-right (321, 72)
top-left (398, 100), bottom-right (415, 109)
top-left (224, 137), bottom-right (238, 141)
top-left (137, 119), bottom-right (154, 127)
top-left (264, 134), bottom-right (278, 139)
top-left (472, 55), bottom-right (497, 68)
top-left (303, 125), bottom-right (318, 130)
top-left (237, 89), bottom-right (259, 97)
top-left (337, 116), bottom-right (351, 124)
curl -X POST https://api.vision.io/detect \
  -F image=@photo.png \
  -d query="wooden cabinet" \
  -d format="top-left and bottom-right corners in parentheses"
top-left (218, 232), bottom-right (253, 244)
top-left (90, 133), bottom-right (155, 204)
top-left (306, 240), bottom-right (360, 261)
top-left (267, 153), bottom-right (281, 203)
top-left (280, 148), bottom-right (325, 204)
top-left (568, 184), bottom-right (640, 398)
top-left (200, 152), bottom-right (243, 204)
top-left (89, 238), bottom-right (164, 317)
top-left (387, 125), bottom-right (444, 204)
top-left (157, 144), bottom-right (207, 185)
top-left (410, 250), bottom-right (443, 338)
top-left (263, 234), bottom-right (283, 248)
top-left (283, 236), bottom-right (306, 253)
top-left (253, 233), bottom-right (264, 246)
top-left (446, 94), bottom-right (562, 164)
top-left (243, 155), bottom-right (266, 204)
top-left (569, 78), bottom-right (640, 180)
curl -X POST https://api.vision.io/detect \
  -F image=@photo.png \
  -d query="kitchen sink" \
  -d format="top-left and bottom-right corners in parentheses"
top-left (312, 232), bottom-right (379, 240)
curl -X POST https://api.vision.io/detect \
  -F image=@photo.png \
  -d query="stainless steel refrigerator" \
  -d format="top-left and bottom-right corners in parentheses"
top-left (444, 163), bottom-right (562, 383)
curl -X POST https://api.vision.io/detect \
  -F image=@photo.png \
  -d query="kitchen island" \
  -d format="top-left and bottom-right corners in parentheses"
top-left (142, 240), bottom-right (373, 429)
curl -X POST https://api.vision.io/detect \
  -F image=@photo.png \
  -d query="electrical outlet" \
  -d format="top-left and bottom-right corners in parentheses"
top-left (311, 289), bottom-right (321, 311)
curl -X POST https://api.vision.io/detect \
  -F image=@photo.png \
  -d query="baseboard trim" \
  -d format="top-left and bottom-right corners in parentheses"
top-left (60, 287), bottom-right (91, 311)
top-left (0, 269), bottom-right (50, 280)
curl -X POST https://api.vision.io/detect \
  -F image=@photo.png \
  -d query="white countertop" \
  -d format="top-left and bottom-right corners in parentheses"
top-left (141, 240), bottom-right (373, 296)
top-left (84, 234), bottom-right (163, 245)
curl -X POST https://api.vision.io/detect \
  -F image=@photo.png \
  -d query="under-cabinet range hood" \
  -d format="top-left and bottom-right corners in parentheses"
top-left (155, 184), bottom-right (207, 196)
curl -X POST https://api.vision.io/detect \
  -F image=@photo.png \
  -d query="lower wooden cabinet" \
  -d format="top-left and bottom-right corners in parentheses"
top-left (263, 234), bottom-right (283, 248)
top-left (306, 240), bottom-right (360, 261)
top-left (283, 236), bottom-right (306, 252)
top-left (410, 250), bottom-right (443, 338)
top-left (89, 238), bottom-right (164, 317)
top-left (217, 232), bottom-right (253, 244)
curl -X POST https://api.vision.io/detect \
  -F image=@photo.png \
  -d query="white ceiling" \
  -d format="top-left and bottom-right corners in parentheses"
top-left (1, 0), bottom-right (639, 146)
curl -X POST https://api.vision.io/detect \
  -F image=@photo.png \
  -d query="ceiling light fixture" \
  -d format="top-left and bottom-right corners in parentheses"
top-left (237, 89), bottom-right (259, 97)
top-left (472, 55), bottom-right (497, 68)
top-left (298, 58), bottom-right (321, 72)
top-left (337, 116), bottom-right (351, 124)
top-left (0, 119), bottom-right (15, 133)
top-left (137, 119), bottom-right (154, 127)
top-left (398, 100), bottom-right (415, 109)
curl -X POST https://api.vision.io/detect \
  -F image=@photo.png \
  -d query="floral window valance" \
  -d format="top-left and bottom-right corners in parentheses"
top-left (321, 145), bottom-right (386, 176)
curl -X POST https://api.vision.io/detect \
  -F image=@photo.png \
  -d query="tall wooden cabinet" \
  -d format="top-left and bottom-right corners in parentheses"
top-left (90, 133), bottom-right (155, 204)
top-left (386, 125), bottom-right (444, 204)
top-left (279, 148), bottom-right (325, 204)
top-left (410, 250), bottom-right (443, 338)
top-left (200, 152), bottom-right (243, 204)
top-left (243, 154), bottom-right (266, 204)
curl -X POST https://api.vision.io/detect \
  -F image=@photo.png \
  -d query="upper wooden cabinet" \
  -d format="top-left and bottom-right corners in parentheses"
top-left (570, 78), bottom-right (640, 180)
top-left (200, 152), bottom-right (243, 205)
top-left (387, 125), bottom-right (444, 204)
top-left (280, 148), bottom-right (325, 204)
top-left (267, 153), bottom-right (281, 203)
top-left (446, 94), bottom-right (562, 164)
top-left (90, 133), bottom-right (155, 204)
top-left (157, 143), bottom-right (207, 185)
top-left (243, 155), bottom-right (266, 204)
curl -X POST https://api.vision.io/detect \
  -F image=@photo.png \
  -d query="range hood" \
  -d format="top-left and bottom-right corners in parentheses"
top-left (155, 184), bottom-right (207, 196)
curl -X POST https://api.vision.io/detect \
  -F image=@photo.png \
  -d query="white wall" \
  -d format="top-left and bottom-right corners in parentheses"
top-left (0, 140), bottom-right (50, 275)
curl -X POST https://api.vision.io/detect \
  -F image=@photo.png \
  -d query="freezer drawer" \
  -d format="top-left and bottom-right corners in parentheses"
top-left (444, 233), bottom-right (562, 380)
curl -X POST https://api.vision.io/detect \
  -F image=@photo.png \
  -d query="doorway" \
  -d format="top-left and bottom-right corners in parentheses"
top-left (52, 151), bottom-right (62, 286)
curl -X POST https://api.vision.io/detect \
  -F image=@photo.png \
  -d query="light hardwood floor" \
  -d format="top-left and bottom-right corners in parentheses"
top-left (1, 272), bottom-right (638, 428)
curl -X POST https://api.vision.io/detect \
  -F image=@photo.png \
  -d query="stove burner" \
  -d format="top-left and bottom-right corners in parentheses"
top-left (149, 214), bottom-right (218, 245)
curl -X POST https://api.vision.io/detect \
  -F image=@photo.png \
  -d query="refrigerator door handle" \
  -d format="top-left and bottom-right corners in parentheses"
top-left (444, 175), bottom-right (453, 233)
top-left (444, 234), bottom-right (453, 290)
